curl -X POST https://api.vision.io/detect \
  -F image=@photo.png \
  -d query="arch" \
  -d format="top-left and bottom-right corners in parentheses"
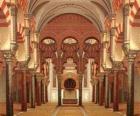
top-left (41, 37), bottom-right (56, 45)
top-left (36, 4), bottom-right (104, 32)
top-left (84, 37), bottom-right (99, 45)
top-left (29, 1), bottom-right (50, 15)
top-left (40, 31), bottom-right (58, 41)
top-left (63, 37), bottom-right (78, 45)
top-left (82, 31), bottom-right (101, 41)
top-left (57, 30), bottom-right (82, 47)
top-left (64, 78), bottom-right (76, 90)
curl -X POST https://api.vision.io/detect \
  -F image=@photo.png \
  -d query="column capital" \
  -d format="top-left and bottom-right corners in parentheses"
top-left (24, 27), bottom-right (30, 36)
top-left (3, 51), bottom-right (13, 62)
top-left (9, 5), bottom-right (17, 16)
top-left (36, 77), bottom-right (42, 82)
top-left (113, 61), bottom-right (123, 71)
top-left (105, 70), bottom-right (112, 76)
top-left (78, 73), bottom-right (83, 79)
top-left (110, 27), bottom-right (116, 36)
top-left (123, 4), bottom-right (130, 16)
top-left (41, 79), bottom-right (46, 84)
top-left (99, 75), bottom-right (105, 82)
top-left (128, 52), bottom-right (137, 62)
top-left (94, 79), bottom-right (99, 85)
top-left (57, 73), bottom-right (62, 79)
top-left (24, 14), bottom-right (31, 28)
top-left (24, 13), bottom-right (32, 19)
top-left (36, 73), bottom-right (44, 80)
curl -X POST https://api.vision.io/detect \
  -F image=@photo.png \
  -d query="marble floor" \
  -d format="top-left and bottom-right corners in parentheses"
top-left (0, 102), bottom-right (140, 116)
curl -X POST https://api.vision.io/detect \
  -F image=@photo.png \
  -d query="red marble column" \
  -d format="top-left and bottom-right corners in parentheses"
top-left (99, 78), bottom-right (104, 106)
top-left (79, 73), bottom-right (83, 106)
top-left (105, 75), bottom-right (109, 108)
top-left (36, 78), bottom-right (41, 106)
top-left (41, 80), bottom-right (45, 104)
top-left (95, 80), bottom-right (99, 104)
top-left (31, 74), bottom-right (36, 108)
top-left (5, 53), bottom-right (13, 116)
top-left (58, 73), bottom-right (62, 106)
top-left (21, 70), bottom-right (27, 111)
top-left (127, 55), bottom-right (135, 116)
top-left (45, 85), bottom-right (48, 102)
top-left (113, 70), bottom-right (119, 111)
top-left (92, 85), bottom-right (95, 102)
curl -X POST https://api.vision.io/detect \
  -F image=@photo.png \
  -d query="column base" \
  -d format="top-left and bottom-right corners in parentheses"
top-left (113, 108), bottom-right (119, 112)
top-left (105, 104), bottom-right (109, 108)
top-left (31, 106), bottom-right (35, 108)
top-left (21, 106), bottom-right (27, 112)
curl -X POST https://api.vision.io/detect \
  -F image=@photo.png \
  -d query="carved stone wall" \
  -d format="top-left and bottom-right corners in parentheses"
top-left (40, 14), bottom-right (100, 47)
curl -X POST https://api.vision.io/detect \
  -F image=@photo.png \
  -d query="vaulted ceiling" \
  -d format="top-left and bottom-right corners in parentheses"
top-left (26, 0), bottom-right (113, 33)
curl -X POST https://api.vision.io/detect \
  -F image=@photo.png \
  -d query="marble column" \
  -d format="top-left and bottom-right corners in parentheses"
top-left (4, 52), bottom-right (13, 116)
top-left (36, 77), bottom-right (41, 106)
top-left (31, 73), bottom-right (36, 108)
top-left (123, 4), bottom-right (136, 116)
top-left (92, 85), bottom-right (95, 102)
top-left (113, 70), bottom-right (119, 111)
top-left (79, 73), bottom-right (83, 106)
top-left (57, 73), bottom-right (61, 106)
top-left (41, 80), bottom-right (46, 104)
top-left (127, 53), bottom-right (135, 116)
top-left (105, 74), bottom-right (110, 108)
top-left (99, 77), bottom-right (104, 106)
top-left (45, 85), bottom-right (48, 102)
top-left (21, 68), bottom-right (27, 111)
top-left (95, 80), bottom-right (99, 104)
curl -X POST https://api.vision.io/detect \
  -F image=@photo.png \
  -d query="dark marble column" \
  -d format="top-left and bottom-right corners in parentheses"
top-left (21, 69), bottom-right (27, 111)
top-left (92, 85), bottom-right (95, 102)
top-left (36, 78), bottom-right (41, 106)
top-left (127, 54), bottom-right (135, 116)
top-left (58, 73), bottom-right (62, 106)
top-left (105, 74), bottom-right (110, 108)
top-left (113, 70), bottom-right (119, 111)
top-left (45, 85), bottom-right (48, 103)
top-left (31, 73), bottom-right (36, 108)
top-left (41, 80), bottom-right (46, 104)
top-left (95, 80), bottom-right (99, 104)
top-left (79, 73), bottom-right (83, 106)
top-left (4, 52), bottom-right (13, 116)
top-left (99, 77), bottom-right (104, 106)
